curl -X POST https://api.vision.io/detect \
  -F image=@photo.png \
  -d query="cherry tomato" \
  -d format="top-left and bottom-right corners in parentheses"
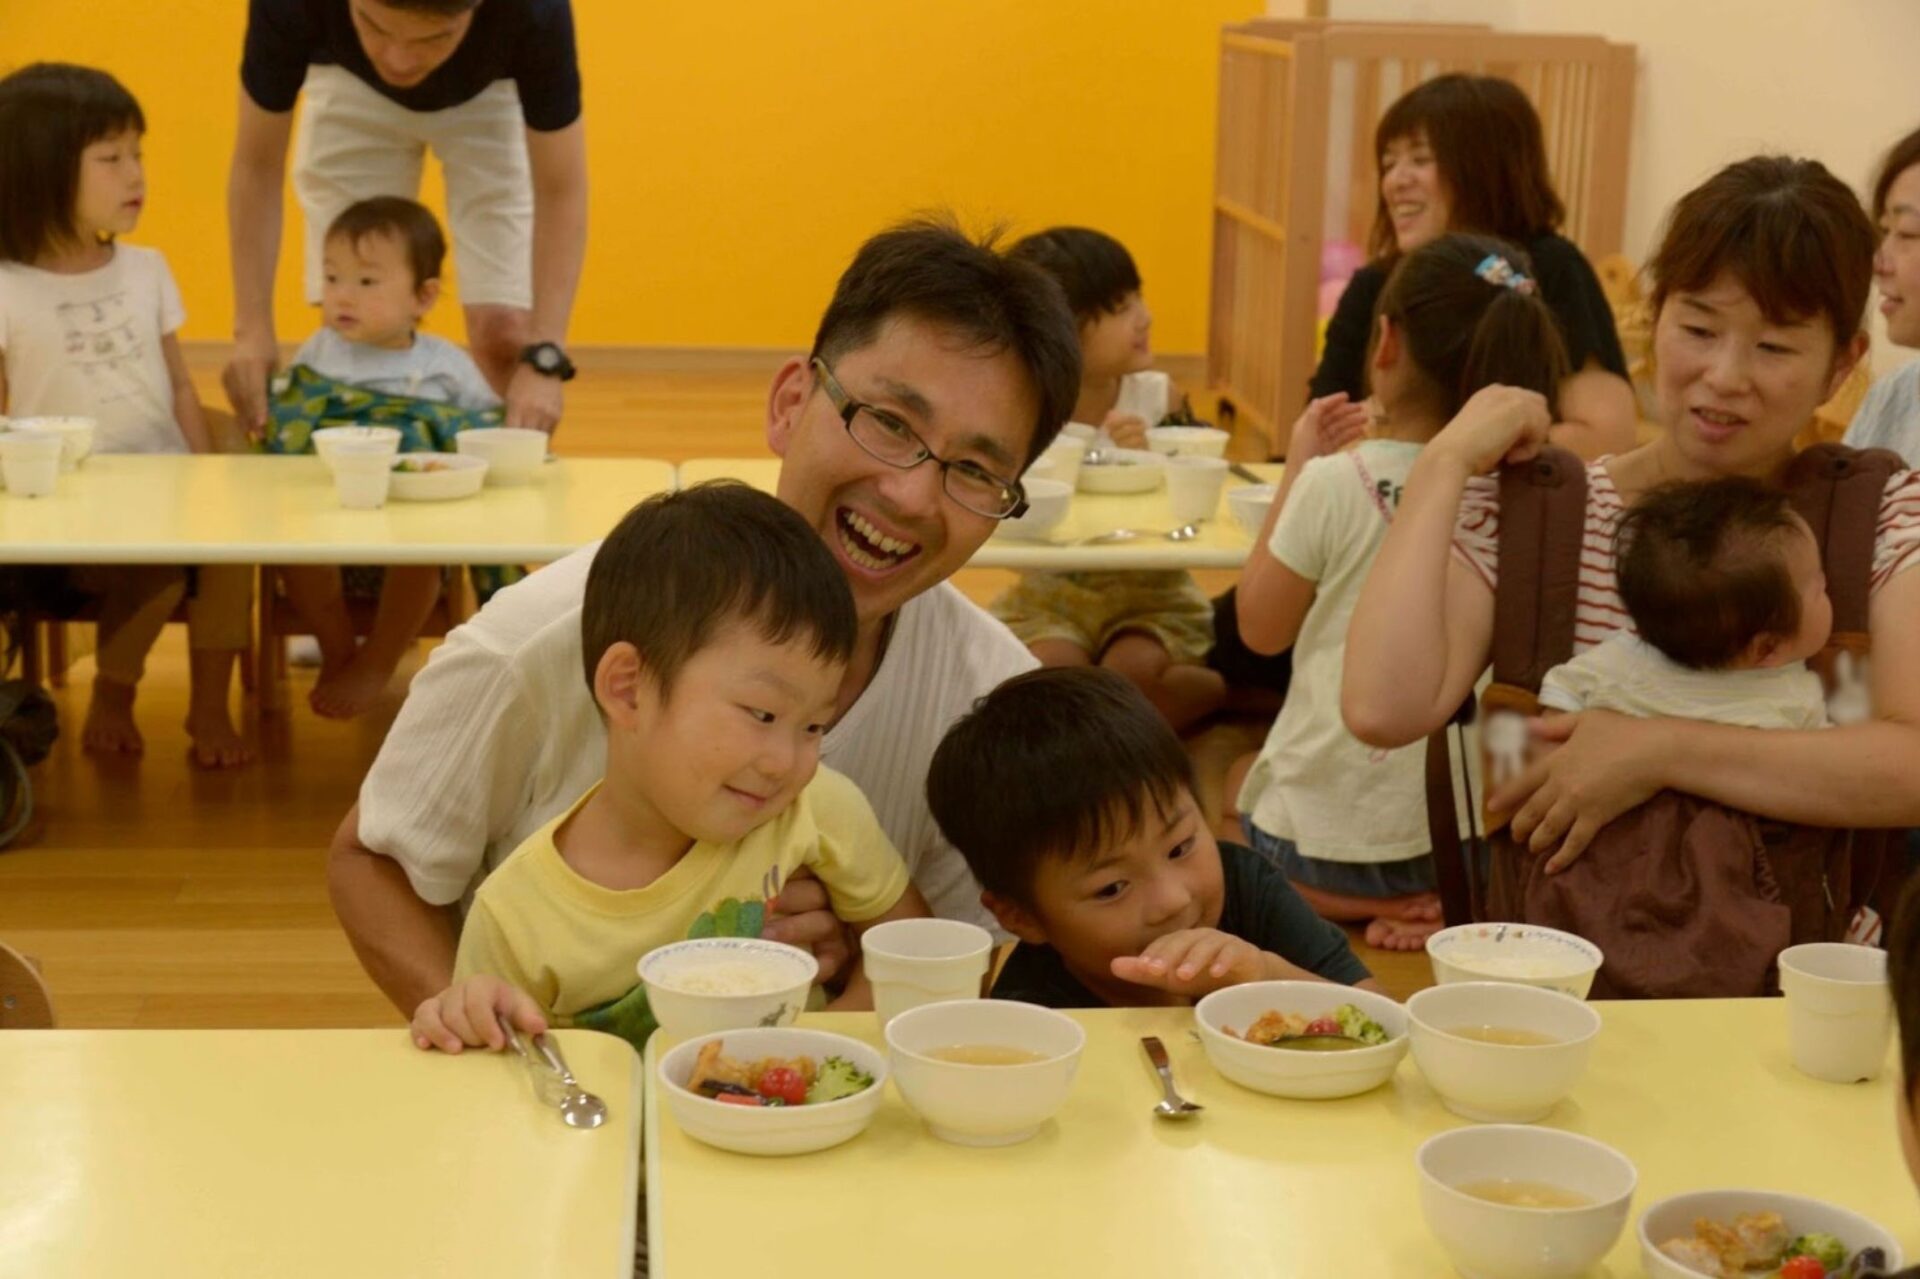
top-left (1304, 1017), bottom-right (1342, 1037)
top-left (715, 1092), bottom-right (765, 1107)
top-left (1778, 1257), bottom-right (1827, 1279)
top-left (756, 1066), bottom-right (808, 1107)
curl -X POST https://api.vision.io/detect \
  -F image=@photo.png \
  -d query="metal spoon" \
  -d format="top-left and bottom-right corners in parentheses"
top-left (1141, 1036), bottom-right (1203, 1120)
top-left (498, 1012), bottom-right (608, 1129)
top-left (1075, 524), bottom-right (1202, 547)
top-left (534, 1032), bottom-right (609, 1129)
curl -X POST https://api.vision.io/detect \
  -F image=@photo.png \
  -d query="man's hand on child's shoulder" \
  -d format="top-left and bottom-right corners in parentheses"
top-left (411, 974), bottom-right (548, 1053)
top-left (1109, 928), bottom-right (1297, 998)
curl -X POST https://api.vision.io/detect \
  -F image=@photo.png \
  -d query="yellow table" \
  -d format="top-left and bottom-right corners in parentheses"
top-left (677, 457), bottom-right (1283, 570)
top-left (0, 455), bottom-right (675, 565)
top-left (645, 1002), bottom-right (1916, 1279)
top-left (0, 1029), bottom-right (642, 1278)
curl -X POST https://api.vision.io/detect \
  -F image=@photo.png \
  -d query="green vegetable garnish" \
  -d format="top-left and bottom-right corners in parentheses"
top-left (804, 1055), bottom-right (875, 1104)
top-left (1334, 1003), bottom-right (1389, 1046)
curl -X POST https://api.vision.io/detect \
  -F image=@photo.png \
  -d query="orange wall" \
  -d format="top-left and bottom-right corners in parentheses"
top-left (4, 0), bottom-right (1257, 352)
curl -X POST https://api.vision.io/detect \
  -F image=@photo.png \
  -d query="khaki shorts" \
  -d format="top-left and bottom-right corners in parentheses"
top-left (991, 570), bottom-right (1214, 665)
top-left (293, 65), bottom-right (533, 309)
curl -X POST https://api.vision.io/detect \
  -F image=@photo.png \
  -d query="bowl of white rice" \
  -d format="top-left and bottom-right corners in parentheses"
top-left (640, 938), bottom-right (819, 1040)
top-left (1425, 923), bottom-right (1604, 999)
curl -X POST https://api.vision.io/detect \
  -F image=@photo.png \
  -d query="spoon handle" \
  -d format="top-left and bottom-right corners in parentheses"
top-left (1140, 1036), bottom-right (1183, 1106)
top-left (533, 1031), bottom-right (578, 1087)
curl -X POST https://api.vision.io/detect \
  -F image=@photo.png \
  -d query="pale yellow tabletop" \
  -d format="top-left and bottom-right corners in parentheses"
top-left (646, 1002), bottom-right (1916, 1279)
top-left (677, 457), bottom-right (1283, 570)
top-left (0, 1029), bottom-right (642, 1278)
top-left (0, 454), bottom-right (675, 565)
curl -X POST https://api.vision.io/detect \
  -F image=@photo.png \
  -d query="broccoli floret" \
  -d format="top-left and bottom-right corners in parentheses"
top-left (803, 1055), bottom-right (875, 1104)
top-left (1783, 1234), bottom-right (1848, 1272)
top-left (1334, 1004), bottom-right (1389, 1045)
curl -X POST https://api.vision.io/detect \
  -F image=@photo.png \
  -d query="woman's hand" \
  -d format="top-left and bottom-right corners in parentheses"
top-left (1488, 711), bottom-right (1670, 872)
top-left (1428, 385), bottom-right (1553, 476)
top-left (1286, 393), bottom-right (1371, 465)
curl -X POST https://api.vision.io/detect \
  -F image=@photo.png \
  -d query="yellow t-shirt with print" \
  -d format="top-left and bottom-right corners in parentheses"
top-left (453, 766), bottom-right (909, 1050)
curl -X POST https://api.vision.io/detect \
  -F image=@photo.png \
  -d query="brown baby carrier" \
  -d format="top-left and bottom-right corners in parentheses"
top-left (1424, 443), bottom-right (1907, 998)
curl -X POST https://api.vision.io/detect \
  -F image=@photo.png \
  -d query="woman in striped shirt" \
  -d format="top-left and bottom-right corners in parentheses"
top-left (1342, 154), bottom-right (1920, 871)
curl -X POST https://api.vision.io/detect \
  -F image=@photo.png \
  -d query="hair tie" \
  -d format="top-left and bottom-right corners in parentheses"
top-left (1474, 254), bottom-right (1536, 295)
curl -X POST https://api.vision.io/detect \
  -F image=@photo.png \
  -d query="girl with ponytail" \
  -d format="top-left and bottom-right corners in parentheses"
top-left (1230, 233), bottom-right (1568, 950)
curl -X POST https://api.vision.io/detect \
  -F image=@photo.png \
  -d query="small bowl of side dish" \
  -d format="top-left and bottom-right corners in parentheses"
top-left (1419, 1124), bottom-right (1636, 1279)
top-left (1638, 1189), bottom-right (1901, 1279)
top-left (638, 938), bottom-right (818, 1040)
top-left (1426, 922), bottom-right (1604, 999)
top-left (656, 1027), bottom-right (887, 1156)
top-left (1194, 981), bottom-right (1409, 1099)
top-left (389, 452), bottom-right (488, 500)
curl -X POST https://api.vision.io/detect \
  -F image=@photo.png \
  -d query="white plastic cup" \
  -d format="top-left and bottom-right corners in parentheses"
top-left (1164, 454), bottom-right (1230, 524)
top-left (1779, 942), bottom-right (1892, 1083)
top-left (331, 447), bottom-right (394, 510)
top-left (0, 430), bottom-right (64, 497)
top-left (861, 918), bottom-right (994, 1030)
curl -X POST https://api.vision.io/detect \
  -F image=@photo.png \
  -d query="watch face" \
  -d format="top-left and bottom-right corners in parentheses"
top-left (535, 346), bottom-right (560, 372)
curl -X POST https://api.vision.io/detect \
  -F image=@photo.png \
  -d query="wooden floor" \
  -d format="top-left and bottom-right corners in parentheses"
top-left (0, 358), bottom-right (1429, 1031)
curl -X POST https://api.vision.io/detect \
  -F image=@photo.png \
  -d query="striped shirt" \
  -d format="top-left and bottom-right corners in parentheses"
top-left (1452, 460), bottom-right (1920, 655)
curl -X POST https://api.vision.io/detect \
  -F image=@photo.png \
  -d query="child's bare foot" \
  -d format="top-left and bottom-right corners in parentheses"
top-left (82, 678), bottom-right (144, 755)
top-left (310, 649), bottom-right (397, 720)
top-left (186, 706), bottom-right (254, 769)
top-left (1364, 915), bottom-right (1444, 951)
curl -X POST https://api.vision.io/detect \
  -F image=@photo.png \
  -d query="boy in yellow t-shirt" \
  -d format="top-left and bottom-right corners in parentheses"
top-left (409, 482), bottom-right (929, 1055)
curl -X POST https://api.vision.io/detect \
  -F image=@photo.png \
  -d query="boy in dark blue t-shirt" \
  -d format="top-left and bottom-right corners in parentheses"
top-left (927, 667), bottom-right (1375, 1008)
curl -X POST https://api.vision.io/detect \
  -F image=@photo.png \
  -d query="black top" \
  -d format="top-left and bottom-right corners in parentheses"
top-left (1309, 231), bottom-right (1628, 404)
top-left (241, 0), bottom-right (583, 131)
top-left (990, 842), bottom-right (1373, 1008)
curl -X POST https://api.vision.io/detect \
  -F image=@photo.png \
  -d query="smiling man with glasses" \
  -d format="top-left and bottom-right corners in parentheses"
top-left (327, 219), bottom-right (1082, 1022)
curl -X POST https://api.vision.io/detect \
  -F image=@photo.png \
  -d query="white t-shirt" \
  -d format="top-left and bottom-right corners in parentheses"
top-left (1846, 361), bottom-right (1920, 466)
top-left (356, 545), bottom-right (1036, 928)
top-left (1238, 440), bottom-right (1468, 863)
top-left (0, 244), bottom-right (188, 454)
top-left (1065, 370), bottom-right (1172, 439)
top-left (289, 327), bottom-right (501, 411)
top-left (1539, 633), bottom-right (1828, 730)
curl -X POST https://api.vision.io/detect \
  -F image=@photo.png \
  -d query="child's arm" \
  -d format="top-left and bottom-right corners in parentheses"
top-left (1236, 394), bottom-right (1370, 655)
top-left (162, 333), bottom-right (214, 454)
top-left (411, 899), bottom-right (550, 1053)
top-left (825, 883), bottom-right (933, 1012)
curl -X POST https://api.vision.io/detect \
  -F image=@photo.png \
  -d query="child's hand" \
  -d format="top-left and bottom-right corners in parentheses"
top-left (1429, 384), bottom-right (1553, 475)
top-left (410, 975), bottom-right (548, 1053)
top-left (1110, 928), bottom-right (1274, 997)
top-left (1102, 411), bottom-right (1150, 450)
top-left (1286, 393), bottom-right (1371, 466)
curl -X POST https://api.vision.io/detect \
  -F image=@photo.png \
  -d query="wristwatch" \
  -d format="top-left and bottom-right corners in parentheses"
top-left (519, 342), bottom-right (577, 382)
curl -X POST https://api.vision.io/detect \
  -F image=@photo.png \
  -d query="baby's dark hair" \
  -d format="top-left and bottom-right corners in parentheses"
top-left (1891, 878), bottom-right (1920, 1104)
top-left (1370, 232), bottom-right (1569, 422)
top-left (0, 63), bottom-right (146, 265)
top-left (580, 482), bottom-right (856, 701)
top-left (327, 197), bottom-right (447, 289)
top-left (1614, 477), bottom-right (1810, 670)
top-left (1007, 227), bottom-right (1143, 324)
top-left (926, 668), bottom-right (1195, 907)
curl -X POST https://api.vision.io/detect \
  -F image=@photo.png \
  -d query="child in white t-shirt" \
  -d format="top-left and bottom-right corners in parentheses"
top-left (1233, 234), bottom-right (1570, 950)
top-left (991, 227), bottom-right (1223, 731)
top-left (0, 63), bottom-right (253, 767)
top-left (1540, 476), bottom-right (1833, 729)
top-left (279, 197), bottom-right (499, 721)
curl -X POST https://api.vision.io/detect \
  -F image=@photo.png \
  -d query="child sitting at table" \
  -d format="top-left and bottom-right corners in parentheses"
top-left (277, 196), bottom-right (499, 721)
top-left (925, 667), bottom-right (1374, 1008)
top-left (0, 63), bottom-right (254, 768)
top-left (1538, 477), bottom-right (1834, 729)
top-left (989, 227), bottom-right (1224, 731)
top-left (409, 482), bottom-right (931, 1055)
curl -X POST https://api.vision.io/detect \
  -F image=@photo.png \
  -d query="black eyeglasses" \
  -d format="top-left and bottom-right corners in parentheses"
top-left (811, 358), bottom-right (1028, 520)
